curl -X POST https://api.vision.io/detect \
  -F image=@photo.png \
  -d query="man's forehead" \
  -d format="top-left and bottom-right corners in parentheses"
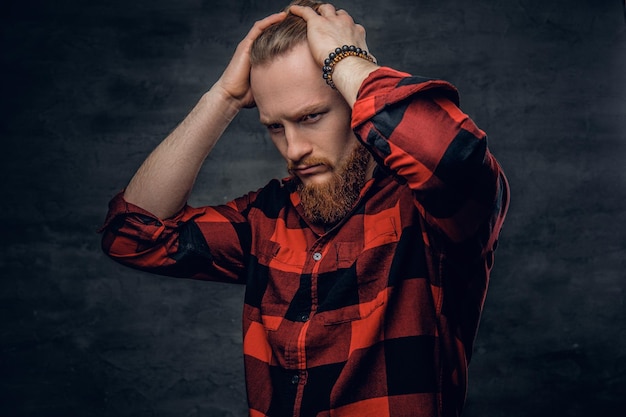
top-left (252, 44), bottom-right (332, 124)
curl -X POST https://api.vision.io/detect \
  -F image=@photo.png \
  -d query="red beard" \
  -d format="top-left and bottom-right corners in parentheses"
top-left (291, 143), bottom-right (372, 225)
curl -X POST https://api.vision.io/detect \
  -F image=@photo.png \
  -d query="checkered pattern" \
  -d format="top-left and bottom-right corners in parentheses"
top-left (101, 67), bottom-right (509, 417)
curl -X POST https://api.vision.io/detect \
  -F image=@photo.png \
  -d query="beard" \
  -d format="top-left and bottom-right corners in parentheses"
top-left (289, 143), bottom-right (372, 226)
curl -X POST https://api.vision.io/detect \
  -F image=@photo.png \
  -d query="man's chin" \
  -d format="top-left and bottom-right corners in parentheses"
top-left (293, 144), bottom-right (371, 225)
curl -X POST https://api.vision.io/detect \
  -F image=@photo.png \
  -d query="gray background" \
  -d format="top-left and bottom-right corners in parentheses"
top-left (1, 0), bottom-right (625, 416)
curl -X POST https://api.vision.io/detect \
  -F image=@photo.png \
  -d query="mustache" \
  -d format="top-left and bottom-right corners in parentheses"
top-left (287, 157), bottom-right (333, 173)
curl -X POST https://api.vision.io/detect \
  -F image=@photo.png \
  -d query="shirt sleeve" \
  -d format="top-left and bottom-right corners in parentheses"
top-left (100, 191), bottom-right (253, 283)
top-left (352, 67), bottom-right (509, 248)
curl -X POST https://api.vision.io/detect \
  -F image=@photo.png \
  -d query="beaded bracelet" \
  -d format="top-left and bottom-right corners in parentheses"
top-left (322, 45), bottom-right (376, 89)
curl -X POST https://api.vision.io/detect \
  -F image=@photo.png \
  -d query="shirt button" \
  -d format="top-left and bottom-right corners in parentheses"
top-left (298, 314), bottom-right (309, 322)
top-left (291, 374), bottom-right (300, 385)
top-left (312, 252), bottom-right (322, 261)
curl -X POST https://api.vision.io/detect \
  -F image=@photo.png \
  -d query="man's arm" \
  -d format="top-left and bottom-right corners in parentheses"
top-left (352, 69), bottom-right (510, 247)
top-left (123, 12), bottom-right (287, 219)
top-left (291, 3), bottom-right (508, 247)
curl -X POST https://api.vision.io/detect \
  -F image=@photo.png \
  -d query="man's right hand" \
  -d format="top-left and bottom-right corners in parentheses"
top-left (215, 11), bottom-right (287, 109)
top-left (122, 11), bottom-right (286, 219)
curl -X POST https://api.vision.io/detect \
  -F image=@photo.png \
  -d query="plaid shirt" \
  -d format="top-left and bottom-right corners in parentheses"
top-left (101, 67), bottom-right (509, 417)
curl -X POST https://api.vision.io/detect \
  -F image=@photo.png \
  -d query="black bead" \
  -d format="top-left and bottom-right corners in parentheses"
top-left (335, 47), bottom-right (342, 54)
top-left (342, 45), bottom-right (349, 52)
top-left (329, 52), bottom-right (336, 59)
top-left (356, 47), bottom-right (362, 54)
top-left (324, 58), bottom-right (331, 66)
top-left (349, 45), bottom-right (356, 52)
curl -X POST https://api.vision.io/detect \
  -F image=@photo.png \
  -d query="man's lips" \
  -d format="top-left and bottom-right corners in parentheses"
top-left (292, 164), bottom-right (326, 176)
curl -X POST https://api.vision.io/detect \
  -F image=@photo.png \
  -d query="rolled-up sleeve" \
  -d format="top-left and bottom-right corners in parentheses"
top-left (352, 67), bottom-right (509, 248)
top-left (100, 192), bottom-right (250, 283)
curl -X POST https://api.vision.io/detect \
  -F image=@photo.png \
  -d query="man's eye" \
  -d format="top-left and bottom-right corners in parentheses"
top-left (267, 123), bottom-right (284, 132)
top-left (302, 113), bottom-right (321, 123)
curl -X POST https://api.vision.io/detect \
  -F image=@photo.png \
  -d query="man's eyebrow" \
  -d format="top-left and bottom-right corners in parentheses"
top-left (259, 103), bottom-right (327, 125)
top-left (259, 115), bottom-right (276, 126)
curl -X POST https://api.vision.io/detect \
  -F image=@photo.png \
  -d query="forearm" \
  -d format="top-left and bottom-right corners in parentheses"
top-left (124, 86), bottom-right (241, 219)
top-left (331, 56), bottom-right (379, 108)
top-left (352, 67), bottom-right (507, 242)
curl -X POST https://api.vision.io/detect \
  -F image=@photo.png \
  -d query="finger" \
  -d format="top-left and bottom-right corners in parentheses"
top-left (355, 23), bottom-right (366, 37)
top-left (288, 5), bottom-right (320, 21)
top-left (317, 3), bottom-right (337, 16)
top-left (235, 11), bottom-right (286, 57)
top-left (246, 11), bottom-right (287, 40)
top-left (335, 8), bottom-right (356, 24)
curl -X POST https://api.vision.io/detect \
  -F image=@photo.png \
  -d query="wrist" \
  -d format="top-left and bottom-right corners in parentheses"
top-left (206, 84), bottom-right (244, 122)
top-left (322, 45), bottom-right (376, 89)
top-left (321, 45), bottom-right (379, 107)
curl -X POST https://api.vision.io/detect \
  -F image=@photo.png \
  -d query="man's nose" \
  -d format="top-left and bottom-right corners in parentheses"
top-left (285, 126), bottom-right (313, 163)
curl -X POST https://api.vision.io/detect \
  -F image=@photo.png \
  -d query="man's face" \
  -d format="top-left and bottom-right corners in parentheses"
top-left (250, 42), bottom-right (365, 188)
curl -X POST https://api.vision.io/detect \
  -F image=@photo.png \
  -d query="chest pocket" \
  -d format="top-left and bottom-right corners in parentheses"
top-left (318, 217), bottom-right (398, 325)
top-left (256, 239), bottom-right (308, 270)
top-left (249, 240), bottom-right (308, 329)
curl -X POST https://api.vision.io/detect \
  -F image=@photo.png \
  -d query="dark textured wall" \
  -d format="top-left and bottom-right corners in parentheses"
top-left (1, 0), bottom-right (625, 416)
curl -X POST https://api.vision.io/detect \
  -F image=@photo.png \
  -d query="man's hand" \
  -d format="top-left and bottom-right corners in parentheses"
top-left (215, 11), bottom-right (287, 109)
top-left (288, 4), bottom-right (372, 67)
top-left (123, 11), bottom-right (286, 218)
top-left (289, 3), bottom-right (379, 107)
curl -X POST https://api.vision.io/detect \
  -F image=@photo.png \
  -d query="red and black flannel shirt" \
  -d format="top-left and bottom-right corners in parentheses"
top-left (101, 67), bottom-right (509, 417)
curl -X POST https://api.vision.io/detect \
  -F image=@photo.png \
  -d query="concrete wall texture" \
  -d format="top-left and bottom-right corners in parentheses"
top-left (1, 0), bottom-right (625, 416)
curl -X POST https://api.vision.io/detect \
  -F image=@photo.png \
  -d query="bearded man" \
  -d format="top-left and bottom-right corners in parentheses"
top-left (101, 1), bottom-right (509, 416)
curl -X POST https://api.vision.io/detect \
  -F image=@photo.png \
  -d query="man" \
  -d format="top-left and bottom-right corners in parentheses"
top-left (101, 1), bottom-right (509, 416)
